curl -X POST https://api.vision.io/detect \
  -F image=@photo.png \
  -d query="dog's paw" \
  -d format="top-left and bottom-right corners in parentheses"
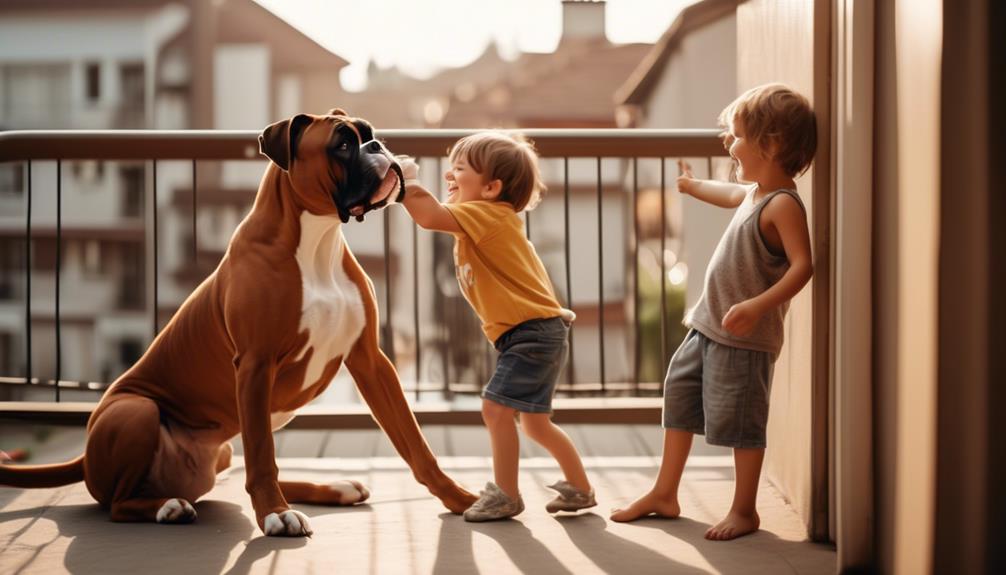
top-left (156, 498), bottom-right (197, 524)
top-left (333, 479), bottom-right (370, 504)
top-left (263, 509), bottom-right (313, 537)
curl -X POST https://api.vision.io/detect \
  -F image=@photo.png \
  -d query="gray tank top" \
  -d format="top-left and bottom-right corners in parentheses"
top-left (686, 187), bottom-right (807, 356)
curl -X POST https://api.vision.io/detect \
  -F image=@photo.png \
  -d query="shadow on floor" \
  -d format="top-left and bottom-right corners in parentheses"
top-left (429, 511), bottom-right (709, 575)
top-left (0, 500), bottom-right (311, 575)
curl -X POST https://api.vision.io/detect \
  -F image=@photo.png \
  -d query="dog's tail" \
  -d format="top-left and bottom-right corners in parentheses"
top-left (0, 454), bottom-right (85, 488)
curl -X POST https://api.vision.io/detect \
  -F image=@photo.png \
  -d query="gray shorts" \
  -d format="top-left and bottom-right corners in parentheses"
top-left (662, 329), bottom-right (775, 449)
top-left (484, 317), bottom-right (570, 414)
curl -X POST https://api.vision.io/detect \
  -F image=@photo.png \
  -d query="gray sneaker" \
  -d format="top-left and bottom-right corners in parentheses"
top-left (463, 482), bottom-right (525, 522)
top-left (545, 480), bottom-right (597, 513)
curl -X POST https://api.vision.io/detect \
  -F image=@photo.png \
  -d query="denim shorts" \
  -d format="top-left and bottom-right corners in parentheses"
top-left (662, 329), bottom-right (775, 448)
top-left (484, 317), bottom-right (570, 413)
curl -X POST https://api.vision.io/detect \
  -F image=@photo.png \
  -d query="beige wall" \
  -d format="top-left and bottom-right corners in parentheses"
top-left (873, 0), bottom-right (900, 571)
top-left (832, 0), bottom-right (875, 568)
top-left (873, 1), bottom-right (943, 574)
top-left (735, 0), bottom-right (819, 532)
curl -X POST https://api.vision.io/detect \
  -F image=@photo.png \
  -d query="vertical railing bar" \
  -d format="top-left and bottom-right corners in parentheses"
top-left (55, 160), bottom-right (61, 400)
top-left (660, 158), bottom-right (668, 372)
top-left (192, 160), bottom-right (198, 264)
top-left (383, 208), bottom-right (396, 366)
top-left (632, 157), bottom-right (640, 394)
top-left (596, 156), bottom-right (605, 393)
top-left (437, 158), bottom-right (451, 399)
top-left (563, 157), bottom-right (575, 392)
top-left (413, 158), bottom-right (421, 402)
top-left (25, 160), bottom-right (32, 387)
top-left (152, 159), bottom-right (159, 339)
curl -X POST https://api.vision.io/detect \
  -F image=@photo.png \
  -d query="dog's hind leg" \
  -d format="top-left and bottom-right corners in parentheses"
top-left (279, 479), bottom-right (370, 505)
top-left (111, 496), bottom-right (197, 523)
top-left (84, 395), bottom-right (197, 523)
top-left (216, 442), bottom-right (233, 474)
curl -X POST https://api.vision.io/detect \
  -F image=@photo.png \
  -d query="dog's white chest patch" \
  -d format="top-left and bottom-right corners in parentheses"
top-left (293, 212), bottom-right (366, 391)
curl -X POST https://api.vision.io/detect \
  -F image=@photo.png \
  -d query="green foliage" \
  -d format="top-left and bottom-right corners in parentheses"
top-left (636, 267), bottom-right (688, 385)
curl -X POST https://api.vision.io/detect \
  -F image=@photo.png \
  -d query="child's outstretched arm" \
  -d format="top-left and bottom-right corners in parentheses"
top-left (397, 158), bottom-right (461, 233)
top-left (721, 194), bottom-right (814, 336)
top-left (677, 160), bottom-right (748, 208)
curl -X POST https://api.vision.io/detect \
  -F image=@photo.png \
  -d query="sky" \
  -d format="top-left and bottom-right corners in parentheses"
top-left (254, 0), bottom-right (695, 92)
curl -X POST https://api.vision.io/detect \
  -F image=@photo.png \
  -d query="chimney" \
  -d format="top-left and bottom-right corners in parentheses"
top-left (561, 0), bottom-right (606, 41)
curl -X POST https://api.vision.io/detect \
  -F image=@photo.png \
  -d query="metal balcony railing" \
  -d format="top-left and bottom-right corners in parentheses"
top-left (0, 129), bottom-right (729, 425)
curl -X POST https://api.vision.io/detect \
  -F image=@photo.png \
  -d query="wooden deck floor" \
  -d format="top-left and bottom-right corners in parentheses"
top-left (0, 424), bottom-right (836, 574)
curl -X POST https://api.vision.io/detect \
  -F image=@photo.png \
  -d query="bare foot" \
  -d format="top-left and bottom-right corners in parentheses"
top-left (704, 510), bottom-right (760, 540)
top-left (609, 491), bottom-right (680, 522)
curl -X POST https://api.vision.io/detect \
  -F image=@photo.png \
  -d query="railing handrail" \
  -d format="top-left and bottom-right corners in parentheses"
top-left (0, 128), bottom-right (728, 160)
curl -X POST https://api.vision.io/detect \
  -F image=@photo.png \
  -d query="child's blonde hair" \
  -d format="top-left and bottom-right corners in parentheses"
top-left (448, 131), bottom-right (545, 212)
top-left (718, 83), bottom-right (817, 178)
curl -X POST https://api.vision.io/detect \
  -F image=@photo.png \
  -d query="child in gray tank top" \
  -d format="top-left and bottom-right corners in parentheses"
top-left (611, 84), bottom-right (817, 542)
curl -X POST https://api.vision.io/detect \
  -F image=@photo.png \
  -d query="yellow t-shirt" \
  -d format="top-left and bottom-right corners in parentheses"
top-left (444, 201), bottom-right (568, 343)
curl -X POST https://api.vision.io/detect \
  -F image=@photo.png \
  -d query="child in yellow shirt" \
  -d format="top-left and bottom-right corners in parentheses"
top-left (397, 131), bottom-right (593, 522)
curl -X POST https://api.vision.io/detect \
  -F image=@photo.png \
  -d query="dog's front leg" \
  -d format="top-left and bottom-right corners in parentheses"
top-left (340, 249), bottom-right (477, 513)
top-left (235, 355), bottom-right (313, 537)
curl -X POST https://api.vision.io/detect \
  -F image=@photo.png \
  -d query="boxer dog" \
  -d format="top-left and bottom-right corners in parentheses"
top-left (0, 110), bottom-right (476, 536)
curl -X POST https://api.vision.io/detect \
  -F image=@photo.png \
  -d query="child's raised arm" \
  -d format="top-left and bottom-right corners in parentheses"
top-left (677, 160), bottom-right (748, 208)
top-left (396, 157), bottom-right (460, 233)
top-left (402, 184), bottom-right (461, 233)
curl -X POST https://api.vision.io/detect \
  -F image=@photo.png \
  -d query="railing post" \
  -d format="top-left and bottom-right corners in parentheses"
top-left (382, 208), bottom-right (396, 367)
top-left (564, 157), bottom-right (575, 391)
top-left (152, 159), bottom-right (159, 339)
top-left (412, 159), bottom-right (421, 401)
top-left (192, 160), bottom-right (198, 264)
top-left (596, 157), bottom-right (605, 393)
top-left (660, 158), bottom-right (668, 370)
top-left (55, 160), bottom-right (61, 400)
top-left (25, 161), bottom-right (32, 387)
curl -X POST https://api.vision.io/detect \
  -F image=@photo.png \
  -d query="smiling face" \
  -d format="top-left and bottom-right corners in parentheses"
top-left (258, 111), bottom-right (404, 222)
top-left (724, 118), bottom-right (772, 184)
top-left (444, 154), bottom-right (494, 204)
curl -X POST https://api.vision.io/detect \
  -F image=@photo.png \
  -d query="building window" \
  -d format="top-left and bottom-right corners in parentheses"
top-left (0, 332), bottom-right (13, 375)
top-left (85, 62), bottom-right (101, 102)
top-left (0, 238), bottom-right (24, 300)
top-left (83, 240), bottom-right (103, 276)
top-left (120, 164), bottom-right (144, 217)
top-left (2, 64), bottom-right (72, 128)
top-left (117, 243), bottom-right (144, 310)
top-left (32, 238), bottom-right (57, 272)
top-left (71, 161), bottom-right (105, 186)
top-left (119, 63), bottom-right (145, 128)
top-left (118, 338), bottom-right (143, 368)
top-left (0, 164), bottom-right (24, 196)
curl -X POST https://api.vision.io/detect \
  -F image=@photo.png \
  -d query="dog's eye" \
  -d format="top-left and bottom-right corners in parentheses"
top-left (338, 142), bottom-right (349, 151)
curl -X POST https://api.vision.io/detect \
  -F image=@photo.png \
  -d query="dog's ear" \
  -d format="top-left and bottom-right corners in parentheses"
top-left (327, 108), bottom-right (348, 117)
top-left (258, 114), bottom-right (313, 171)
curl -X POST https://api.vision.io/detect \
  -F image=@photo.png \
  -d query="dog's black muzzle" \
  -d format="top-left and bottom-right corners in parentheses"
top-left (334, 144), bottom-right (406, 224)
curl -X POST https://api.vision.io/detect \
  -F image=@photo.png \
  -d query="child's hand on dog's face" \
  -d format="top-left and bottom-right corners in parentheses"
top-left (721, 299), bottom-right (762, 337)
top-left (396, 155), bottom-right (420, 181)
top-left (677, 159), bottom-right (695, 195)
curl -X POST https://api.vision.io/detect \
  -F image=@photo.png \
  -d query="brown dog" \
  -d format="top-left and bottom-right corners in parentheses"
top-left (0, 110), bottom-right (476, 536)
